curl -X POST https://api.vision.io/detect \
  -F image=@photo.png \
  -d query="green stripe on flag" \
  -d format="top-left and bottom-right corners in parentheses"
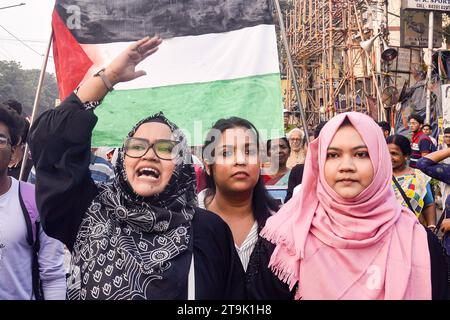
top-left (92, 73), bottom-right (284, 146)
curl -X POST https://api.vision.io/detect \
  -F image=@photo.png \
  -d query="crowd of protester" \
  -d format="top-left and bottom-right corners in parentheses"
top-left (0, 37), bottom-right (448, 300)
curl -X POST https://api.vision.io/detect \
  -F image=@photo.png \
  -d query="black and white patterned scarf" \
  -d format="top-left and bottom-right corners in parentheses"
top-left (67, 113), bottom-right (197, 300)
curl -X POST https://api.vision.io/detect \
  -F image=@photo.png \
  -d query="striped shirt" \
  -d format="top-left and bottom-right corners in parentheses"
top-left (89, 154), bottom-right (115, 183)
top-left (410, 131), bottom-right (434, 169)
top-left (234, 221), bottom-right (258, 271)
top-left (27, 154), bottom-right (115, 185)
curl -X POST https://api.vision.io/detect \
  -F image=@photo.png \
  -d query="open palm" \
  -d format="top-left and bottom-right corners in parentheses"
top-left (107, 36), bottom-right (163, 84)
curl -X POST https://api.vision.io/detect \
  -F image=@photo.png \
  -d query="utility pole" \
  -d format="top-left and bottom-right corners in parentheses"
top-left (425, 11), bottom-right (434, 125)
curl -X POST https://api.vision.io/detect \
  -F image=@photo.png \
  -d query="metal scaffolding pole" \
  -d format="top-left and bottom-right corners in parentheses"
top-left (273, 0), bottom-right (310, 143)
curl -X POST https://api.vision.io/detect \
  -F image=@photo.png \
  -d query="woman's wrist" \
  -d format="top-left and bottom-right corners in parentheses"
top-left (104, 68), bottom-right (120, 87)
top-left (76, 73), bottom-right (111, 104)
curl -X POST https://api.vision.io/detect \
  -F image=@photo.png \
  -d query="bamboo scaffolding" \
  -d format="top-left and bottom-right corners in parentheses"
top-left (282, 0), bottom-right (385, 127)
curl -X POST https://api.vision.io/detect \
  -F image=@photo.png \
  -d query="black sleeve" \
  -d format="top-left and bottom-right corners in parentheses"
top-left (426, 228), bottom-right (450, 300)
top-left (246, 237), bottom-right (295, 300)
top-left (223, 226), bottom-right (247, 300)
top-left (285, 164), bottom-right (304, 202)
top-left (28, 93), bottom-right (99, 251)
top-left (192, 208), bottom-right (247, 300)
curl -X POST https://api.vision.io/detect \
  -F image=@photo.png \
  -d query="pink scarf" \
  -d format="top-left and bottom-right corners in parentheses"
top-left (261, 112), bottom-right (431, 300)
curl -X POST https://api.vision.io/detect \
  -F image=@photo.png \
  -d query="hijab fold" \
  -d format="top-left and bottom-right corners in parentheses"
top-left (261, 112), bottom-right (431, 300)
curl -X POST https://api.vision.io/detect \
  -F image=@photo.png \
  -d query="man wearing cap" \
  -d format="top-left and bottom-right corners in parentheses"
top-left (283, 109), bottom-right (296, 133)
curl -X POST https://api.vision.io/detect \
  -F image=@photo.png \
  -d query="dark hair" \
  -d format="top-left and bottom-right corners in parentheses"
top-left (378, 121), bottom-right (390, 133)
top-left (422, 124), bottom-right (431, 130)
top-left (444, 127), bottom-right (450, 135)
top-left (2, 100), bottom-right (28, 144)
top-left (202, 117), bottom-right (279, 226)
top-left (0, 104), bottom-right (25, 146)
top-left (21, 118), bottom-right (30, 144)
top-left (408, 114), bottom-right (424, 125)
top-left (314, 121), bottom-right (327, 138)
top-left (266, 137), bottom-right (291, 155)
top-left (3, 99), bottom-right (22, 115)
top-left (386, 134), bottom-right (412, 156)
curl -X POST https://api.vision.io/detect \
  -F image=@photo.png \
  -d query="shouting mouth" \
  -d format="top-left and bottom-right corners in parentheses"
top-left (137, 167), bottom-right (161, 181)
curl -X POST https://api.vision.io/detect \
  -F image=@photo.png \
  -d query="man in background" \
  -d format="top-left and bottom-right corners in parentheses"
top-left (408, 114), bottom-right (435, 169)
top-left (0, 104), bottom-right (66, 300)
top-left (2, 100), bottom-right (32, 180)
top-left (284, 109), bottom-right (296, 133)
top-left (422, 124), bottom-right (437, 148)
top-left (378, 121), bottom-right (390, 138)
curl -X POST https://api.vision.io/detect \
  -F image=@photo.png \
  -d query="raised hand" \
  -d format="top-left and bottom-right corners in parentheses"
top-left (105, 36), bottom-right (163, 85)
top-left (76, 36), bottom-right (163, 103)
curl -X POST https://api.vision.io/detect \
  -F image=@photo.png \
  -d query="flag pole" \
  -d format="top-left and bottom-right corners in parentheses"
top-left (19, 30), bottom-right (53, 181)
top-left (273, 0), bottom-right (310, 143)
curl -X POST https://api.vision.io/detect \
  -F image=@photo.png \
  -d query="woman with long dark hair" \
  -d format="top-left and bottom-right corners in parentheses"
top-left (198, 117), bottom-right (294, 299)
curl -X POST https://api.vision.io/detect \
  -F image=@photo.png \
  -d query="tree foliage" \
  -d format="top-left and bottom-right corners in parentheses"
top-left (0, 60), bottom-right (59, 117)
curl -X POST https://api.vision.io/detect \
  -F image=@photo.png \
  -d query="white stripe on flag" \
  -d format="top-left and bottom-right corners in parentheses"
top-left (81, 24), bottom-right (279, 90)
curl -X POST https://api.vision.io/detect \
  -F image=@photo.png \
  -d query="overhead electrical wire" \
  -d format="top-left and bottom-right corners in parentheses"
top-left (0, 23), bottom-right (45, 57)
top-left (0, 24), bottom-right (53, 60)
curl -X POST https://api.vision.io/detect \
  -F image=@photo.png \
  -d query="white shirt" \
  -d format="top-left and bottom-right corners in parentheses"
top-left (234, 221), bottom-right (258, 271)
top-left (197, 189), bottom-right (259, 271)
top-left (0, 178), bottom-right (66, 300)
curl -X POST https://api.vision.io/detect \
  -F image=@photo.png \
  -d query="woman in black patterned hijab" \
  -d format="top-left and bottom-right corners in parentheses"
top-left (29, 37), bottom-right (245, 300)
top-left (111, 112), bottom-right (197, 235)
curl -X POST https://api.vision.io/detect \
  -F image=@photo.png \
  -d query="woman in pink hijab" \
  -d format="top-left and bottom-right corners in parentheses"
top-left (261, 112), bottom-right (449, 300)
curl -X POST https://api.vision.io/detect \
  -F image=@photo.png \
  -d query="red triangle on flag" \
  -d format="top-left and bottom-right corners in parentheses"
top-left (52, 10), bottom-right (93, 100)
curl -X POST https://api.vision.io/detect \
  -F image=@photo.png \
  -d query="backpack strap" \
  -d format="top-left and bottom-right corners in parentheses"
top-left (18, 181), bottom-right (43, 300)
top-left (18, 181), bottom-right (39, 245)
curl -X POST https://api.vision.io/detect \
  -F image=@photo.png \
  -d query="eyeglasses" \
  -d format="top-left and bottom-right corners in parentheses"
top-left (0, 136), bottom-right (11, 149)
top-left (124, 137), bottom-right (180, 160)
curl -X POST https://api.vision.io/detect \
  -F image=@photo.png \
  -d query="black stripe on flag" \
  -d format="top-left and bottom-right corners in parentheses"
top-left (55, 0), bottom-right (274, 44)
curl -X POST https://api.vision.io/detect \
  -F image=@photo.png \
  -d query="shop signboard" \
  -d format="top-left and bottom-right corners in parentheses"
top-left (402, 0), bottom-right (450, 11)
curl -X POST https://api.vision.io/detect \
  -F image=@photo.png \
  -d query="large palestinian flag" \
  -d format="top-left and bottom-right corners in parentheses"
top-left (52, 0), bottom-right (284, 146)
